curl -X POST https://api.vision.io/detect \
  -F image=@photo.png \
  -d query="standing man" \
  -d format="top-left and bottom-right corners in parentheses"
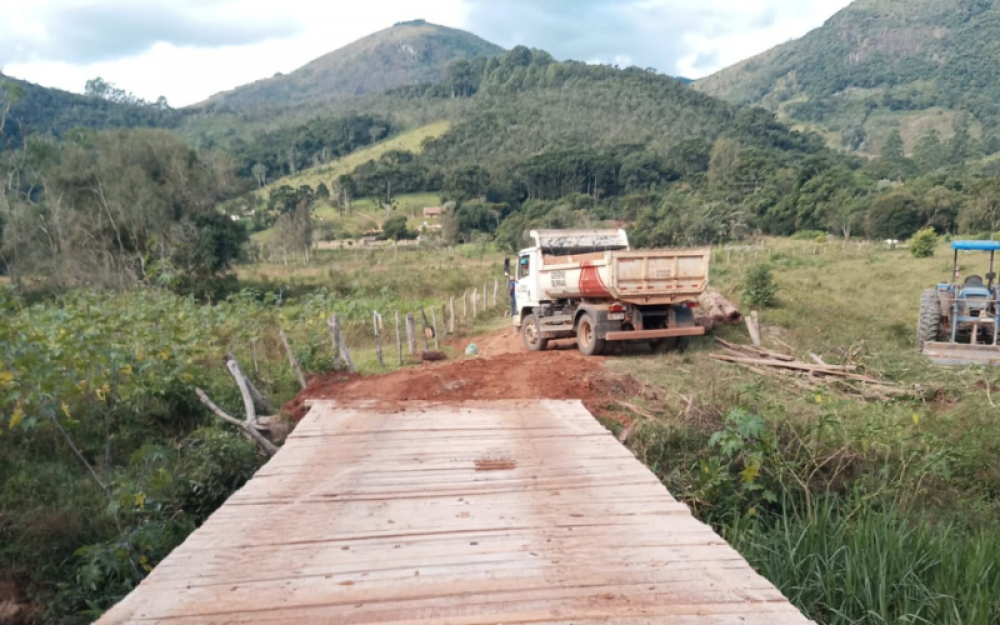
top-left (508, 273), bottom-right (517, 317)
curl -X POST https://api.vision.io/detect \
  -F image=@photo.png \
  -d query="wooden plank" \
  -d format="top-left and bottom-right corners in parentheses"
top-left (97, 400), bottom-right (813, 625)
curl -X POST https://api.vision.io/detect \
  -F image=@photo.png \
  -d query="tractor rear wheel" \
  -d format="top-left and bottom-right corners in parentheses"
top-left (917, 288), bottom-right (942, 349)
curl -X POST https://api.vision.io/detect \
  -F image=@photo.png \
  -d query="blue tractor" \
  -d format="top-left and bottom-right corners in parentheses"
top-left (919, 240), bottom-right (1000, 365)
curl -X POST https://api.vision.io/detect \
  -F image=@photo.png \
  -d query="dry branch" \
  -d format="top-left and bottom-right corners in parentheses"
top-left (196, 388), bottom-right (278, 456)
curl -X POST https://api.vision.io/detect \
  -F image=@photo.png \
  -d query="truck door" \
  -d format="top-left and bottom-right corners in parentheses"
top-left (516, 253), bottom-right (539, 320)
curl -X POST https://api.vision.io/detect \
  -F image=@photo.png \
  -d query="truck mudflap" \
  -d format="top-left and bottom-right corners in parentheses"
top-left (605, 326), bottom-right (706, 342)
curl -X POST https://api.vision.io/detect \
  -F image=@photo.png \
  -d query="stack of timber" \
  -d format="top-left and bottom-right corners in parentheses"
top-left (710, 339), bottom-right (915, 401)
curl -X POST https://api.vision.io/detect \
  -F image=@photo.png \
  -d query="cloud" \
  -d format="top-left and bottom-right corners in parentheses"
top-left (461, 0), bottom-right (853, 78)
top-left (0, 0), bottom-right (299, 65)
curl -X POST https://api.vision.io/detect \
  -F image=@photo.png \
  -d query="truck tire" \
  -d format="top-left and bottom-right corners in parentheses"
top-left (521, 314), bottom-right (549, 352)
top-left (917, 288), bottom-right (942, 349)
top-left (577, 313), bottom-right (606, 356)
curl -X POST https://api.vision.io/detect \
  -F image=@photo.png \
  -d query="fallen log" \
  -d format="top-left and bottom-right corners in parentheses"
top-left (695, 288), bottom-right (742, 333)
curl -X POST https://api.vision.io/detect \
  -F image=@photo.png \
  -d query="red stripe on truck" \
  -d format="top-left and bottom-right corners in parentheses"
top-left (579, 262), bottom-right (611, 298)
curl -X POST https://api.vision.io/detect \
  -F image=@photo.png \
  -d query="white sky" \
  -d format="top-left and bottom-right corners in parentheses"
top-left (0, 0), bottom-right (854, 107)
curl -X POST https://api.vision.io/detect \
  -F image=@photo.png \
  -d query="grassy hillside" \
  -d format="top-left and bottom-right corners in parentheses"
top-left (202, 21), bottom-right (503, 109)
top-left (256, 120), bottom-right (449, 201)
top-left (694, 0), bottom-right (1000, 156)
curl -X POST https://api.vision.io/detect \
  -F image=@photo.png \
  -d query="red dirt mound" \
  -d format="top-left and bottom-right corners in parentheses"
top-left (283, 328), bottom-right (654, 422)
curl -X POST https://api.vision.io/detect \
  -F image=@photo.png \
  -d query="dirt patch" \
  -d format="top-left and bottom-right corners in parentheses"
top-left (283, 328), bottom-right (636, 422)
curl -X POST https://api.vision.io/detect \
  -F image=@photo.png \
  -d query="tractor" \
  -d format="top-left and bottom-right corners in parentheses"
top-left (918, 240), bottom-right (1000, 365)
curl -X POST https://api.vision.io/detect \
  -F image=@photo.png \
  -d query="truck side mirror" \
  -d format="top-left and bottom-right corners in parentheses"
top-left (504, 258), bottom-right (511, 276)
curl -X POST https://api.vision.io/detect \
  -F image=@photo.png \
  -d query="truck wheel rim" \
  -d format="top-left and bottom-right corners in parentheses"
top-left (526, 322), bottom-right (539, 345)
top-left (582, 321), bottom-right (593, 346)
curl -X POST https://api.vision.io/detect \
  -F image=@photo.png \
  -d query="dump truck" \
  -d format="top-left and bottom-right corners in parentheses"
top-left (509, 229), bottom-right (710, 355)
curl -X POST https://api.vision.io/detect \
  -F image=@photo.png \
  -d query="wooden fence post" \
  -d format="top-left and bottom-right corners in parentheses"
top-left (431, 308), bottom-right (440, 350)
top-left (279, 329), bottom-right (307, 390)
top-left (328, 314), bottom-right (341, 370)
top-left (463, 291), bottom-right (468, 321)
top-left (373, 311), bottom-right (384, 368)
top-left (419, 309), bottom-right (431, 350)
top-left (395, 311), bottom-right (403, 366)
top-left (472, 289), bottom-right (478, 318)
top-left (450, 296), bottom-right (456, 333)
top-left (483, 283), bottom-right (488, 310)
top-left (406, 313), bottom-right (417, 355)
top-left (338, 325), bottom-right (357, 373)
top-left (493, 279), bottom-right (498, 306)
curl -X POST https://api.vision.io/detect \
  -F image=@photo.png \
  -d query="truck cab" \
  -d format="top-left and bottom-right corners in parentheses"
top-left (512, 229), bottom-right (709, 355)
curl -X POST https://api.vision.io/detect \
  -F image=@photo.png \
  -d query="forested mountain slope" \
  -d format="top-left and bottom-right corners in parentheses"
top-left (202, 20), bottom-right (503, 109)
top-left (0, 73), bottom-right (181, 149)
top-left (695, 0), bottom-right (1000, 157)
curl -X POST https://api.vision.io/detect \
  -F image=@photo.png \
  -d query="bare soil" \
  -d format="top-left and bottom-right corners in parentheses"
top-left (283, 327), bottom-right (659, 423)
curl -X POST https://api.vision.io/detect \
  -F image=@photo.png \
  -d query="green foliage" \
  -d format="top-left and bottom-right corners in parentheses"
top-left (381, 215), bottom-right (415, 241)
top-left (910, 227), bottom-right (939, 258)
top-left (728, 499), bottom-right (1000, 625)
top-left (0, 73), bottom-right (181, 152)
top-left (741, 264), bottom-right (778, 308)
top-left (696, 0), bottom-right (1000, 160)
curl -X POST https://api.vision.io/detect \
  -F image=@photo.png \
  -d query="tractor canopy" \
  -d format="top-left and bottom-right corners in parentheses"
top-left (952, 240), bottom-right (1000, 251)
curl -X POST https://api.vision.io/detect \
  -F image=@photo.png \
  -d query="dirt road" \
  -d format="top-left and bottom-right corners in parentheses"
top-left (284, 328), bottom-right (658, 422)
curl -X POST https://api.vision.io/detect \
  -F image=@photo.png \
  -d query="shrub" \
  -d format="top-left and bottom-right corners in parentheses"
top-left (910, 228), bottom-right (938, 258)
top-left (741, 264), bottom-right (778, 309)
top-left (792, 230), bottom-right (827, 241)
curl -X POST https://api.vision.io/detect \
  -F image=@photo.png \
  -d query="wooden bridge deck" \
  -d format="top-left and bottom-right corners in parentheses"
top-left (99, 399), bottom-right (812, 624)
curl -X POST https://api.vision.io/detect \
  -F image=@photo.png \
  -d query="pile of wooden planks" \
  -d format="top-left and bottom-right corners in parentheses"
top-left (710, 339), bottom-right (915, 401)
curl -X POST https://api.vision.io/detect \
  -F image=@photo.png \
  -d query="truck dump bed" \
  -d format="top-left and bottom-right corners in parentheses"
top-left (531, 230), bottom-right (710, 305)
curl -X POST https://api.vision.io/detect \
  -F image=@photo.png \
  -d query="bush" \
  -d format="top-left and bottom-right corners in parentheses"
top-left (741, 264), bottom-right (778, 309)
top-left (791, 230), bottom-right (827, 241)
top-left (910, 228), bottom-right (938, 258)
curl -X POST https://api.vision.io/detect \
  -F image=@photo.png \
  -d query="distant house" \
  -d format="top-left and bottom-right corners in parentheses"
top-left (423, 207), bottom-right (442, 218)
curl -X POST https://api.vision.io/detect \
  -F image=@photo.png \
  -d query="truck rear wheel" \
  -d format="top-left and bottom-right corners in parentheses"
top-left (521, 314), bottom-right (549, 352)
top-left (917, 288), bottom-right (942, 349)
top-left (577, 313), bottom-right (606, 356)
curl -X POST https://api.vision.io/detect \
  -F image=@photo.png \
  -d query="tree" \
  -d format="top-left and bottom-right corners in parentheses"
top-left (913, 131), bottom-right (945, 172)
top-left (315, 182), bottom-right (330, 200)
top-left (251, 163), bottom-right (267, 188)
top-left (868, 191), bottom-right (924, 240)
top-left (708, 138), bottom-right (742, 191)
top-left (881, 129), bottom-right (905, 162)
top-left (382, 215), bottom-right (413, 241)
top-left (444, 165), bottom-right (490, 201)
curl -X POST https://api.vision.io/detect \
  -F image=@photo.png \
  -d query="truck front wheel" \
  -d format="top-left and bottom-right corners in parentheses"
top-left (521, 314), bottom-right (549, 352)
top-left (577, 313), bottom-right (606, 356)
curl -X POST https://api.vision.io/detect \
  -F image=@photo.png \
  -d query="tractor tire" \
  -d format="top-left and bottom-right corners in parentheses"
top-left (521, 313), bottom-right (549, 352)
top-left (577, 313), bottom-right (606, 356)
top-left (917, 288), bottom-right (942, 349)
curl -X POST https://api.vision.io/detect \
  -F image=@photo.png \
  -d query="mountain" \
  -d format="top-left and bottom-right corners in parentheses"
top-left (202, 20), bottom-right (504, 109)
top-left (0, 72), bottom-right (181, 149)
top-left (694, 0), bottom-right (1000, 157)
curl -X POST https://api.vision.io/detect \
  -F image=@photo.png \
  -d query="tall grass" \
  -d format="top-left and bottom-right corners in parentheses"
top-left (726, 499), bottom-right (1000, 625)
